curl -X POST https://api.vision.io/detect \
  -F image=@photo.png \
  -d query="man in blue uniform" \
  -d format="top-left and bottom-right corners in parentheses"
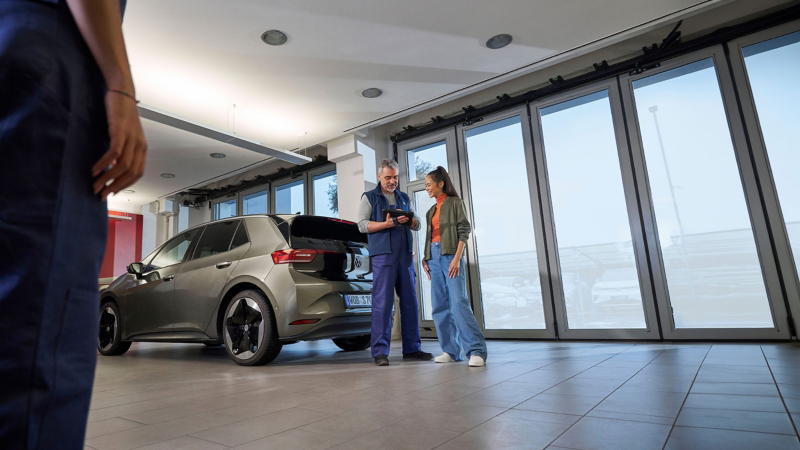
top-left (358, 159), bottom-right (433, 366)
top-left (0, 1), bottom-right (146, 448)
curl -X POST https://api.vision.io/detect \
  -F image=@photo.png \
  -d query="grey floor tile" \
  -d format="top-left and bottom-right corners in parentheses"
top-left (403, 383), bottom-right (484, 402)
top-left (586, 409), bottom-right (675, 425)
top-left (122, 395), bottom-right (244, 425)
top-left (297, 389), bottom-right (394, 414)
top-left (435, 416), bottom-right (572, 450)
top-left (665, 426), bottom-right (800, 450)
top-left (695, 366), bottom-right (775, 384)
top-left (636, 364), bottom-right (700, 378)
top-left (676, 407), bottom-right (796, 435)
top-left (573, 366), bottom-right (641, 381)
top-left (683, 393), bottom-right (786, 412)
top-left (190, 407), bottom-right (333, 447)
top-left (398, 402), bottom-right (508, 433)
top-left (131, 436), bottom-right (228, 450)
top-left (594, 387), bottom-right (687, 418)
top-left (515, 393), bottom-right (602, 416)
top-left (456, 381), bottom-right (551, 405)
top-left (84, 418), bottom-right (143, 439)
top-left (553, 416), bottom-right (671, 450)
top-left (229, 429), bottom-right (347, 450)
top-left (622, 374), bottom-right (695, 393)
top-left (779, 384), bottom-right (800, 399)
top-left (509, 370), bottom-right (578, 385)
top-left (690, 381), bottom-right (779, 397)
top-left (545, 377), bottom-right (625, 398)
top-left (327, 422), bottom-right (459, 450)
top-left (784, 396), bottom-right (800, 413)
top-left (216, 393), bottom-right (322, 419)
top-left (498, 409), bottom-right (581, 425)
top-left (773, 373), bottom-right (800, 385)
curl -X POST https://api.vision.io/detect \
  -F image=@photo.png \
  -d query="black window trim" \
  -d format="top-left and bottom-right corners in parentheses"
top-left (188, 219), bottom-right (242, 262)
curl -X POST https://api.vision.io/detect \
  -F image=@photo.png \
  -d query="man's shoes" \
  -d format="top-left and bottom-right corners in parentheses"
top-left (435, 352), bottom-right (456, 363)
top-left (403, 351), bottom-right (434, 361)
top-left (374, 355), bottom-right (389, 366)
top-left (469, 355), bottom-right (486, 367)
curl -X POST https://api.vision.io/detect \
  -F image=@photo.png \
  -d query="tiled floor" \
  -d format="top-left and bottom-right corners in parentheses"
top-left (84, 340), bottom-right (800, 450)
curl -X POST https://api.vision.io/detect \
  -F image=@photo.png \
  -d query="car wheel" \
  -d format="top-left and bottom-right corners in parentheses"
top-left (98, 301), bottom-right (132, 356)
top-left (332, 335), bottom-right (371, 351)
top-left (223, 289), bottom-right (282, 366)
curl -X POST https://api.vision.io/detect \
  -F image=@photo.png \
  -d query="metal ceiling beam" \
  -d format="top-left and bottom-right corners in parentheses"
top-left (137, 104), bottom-right (312, 165)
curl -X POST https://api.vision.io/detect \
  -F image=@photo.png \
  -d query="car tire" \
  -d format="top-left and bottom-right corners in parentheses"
top-left (332, 335), bottom-right (371, 351)
top-left (98, 301), bottom-right (132, 356)
top-left (222, 289), bottom-right (282, 366)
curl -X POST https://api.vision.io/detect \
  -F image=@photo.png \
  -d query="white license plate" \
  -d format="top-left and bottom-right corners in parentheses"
top-left (345, 294), bottom-right (372, 308)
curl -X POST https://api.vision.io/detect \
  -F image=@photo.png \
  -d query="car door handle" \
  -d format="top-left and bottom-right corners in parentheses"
top-left (216, 261), bottom-right (232, 269)
top-left (163, 274), bottom-right (175, 281)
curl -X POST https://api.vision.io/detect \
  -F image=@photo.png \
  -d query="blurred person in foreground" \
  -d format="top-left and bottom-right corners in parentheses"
top-left (0, 0), bottom-right (146, 448)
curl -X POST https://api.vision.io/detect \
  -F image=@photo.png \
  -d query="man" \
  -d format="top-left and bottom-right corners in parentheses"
top-left (0, 1), bottom-right (146, 448)
top-left (359, 159), bottom-right (433, 366)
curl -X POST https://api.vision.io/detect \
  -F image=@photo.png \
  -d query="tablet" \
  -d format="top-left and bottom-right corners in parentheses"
top-left (382, 209), bottom-right (414, 220)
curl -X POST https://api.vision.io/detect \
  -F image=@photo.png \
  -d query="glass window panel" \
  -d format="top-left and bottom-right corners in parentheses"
top-left (406, 141), bottom-right (448, 182)
top-left (464, 116), bottom-right (546, 330)
top-left (192, 221), bottom-right (239, 259)
top-left (313, 171), bottom-right (338, 218)
top-left (149, 228), bottom-right (201, 271)
top-left (742, 31), bottom-right (800, 291)
top-left (414, 190), bottom-right (438, 321)
top-left (632, 58), bottom-right (773, 328)
top-left (540, 90), bottom-right (646, 329)
top-left (243, 190), bottom-right (268, 215)
top-left (213, 198), bottom-right (236, 220)
top-left (275, 180), bottom-right (305, 215)
top-left (178, 205), bottom-right (189, 232)
top-left (230, 222), bottom-right (249, 250)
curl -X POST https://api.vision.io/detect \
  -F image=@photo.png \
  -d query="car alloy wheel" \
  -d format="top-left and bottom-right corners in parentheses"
top-left (224, 298), bottom-right (264, 359)
top-left (99, 306), bottom-right (117, 352)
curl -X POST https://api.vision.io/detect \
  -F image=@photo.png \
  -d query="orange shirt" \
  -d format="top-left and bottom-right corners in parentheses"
top-left (431, 194), bottom-right (447, 243)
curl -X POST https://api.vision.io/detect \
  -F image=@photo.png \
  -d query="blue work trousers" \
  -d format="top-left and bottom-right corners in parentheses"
top-left (0, 1), bottom-right (110, 448)
top-left (370, 217), bottom-right (422, 358)
top-left (428, 243), bottom-right (487, 360)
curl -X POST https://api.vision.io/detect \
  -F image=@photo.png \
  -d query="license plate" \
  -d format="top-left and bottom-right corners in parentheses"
top-left (345, 294), bottom-right (372, 308)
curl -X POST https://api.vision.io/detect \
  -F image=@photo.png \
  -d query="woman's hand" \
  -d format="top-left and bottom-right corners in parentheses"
top-left (92, 91), bottom-right (147, 200)
top-left (422, 260), bottom-right (431, 280)
top-left (448, 258), bottom-right (460, 279)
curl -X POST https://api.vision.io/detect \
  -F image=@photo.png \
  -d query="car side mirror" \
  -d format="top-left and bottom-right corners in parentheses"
top-left (127, 263), bottom-right (144, 277)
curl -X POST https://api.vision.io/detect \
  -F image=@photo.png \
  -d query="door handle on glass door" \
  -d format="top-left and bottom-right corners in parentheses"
top-left (216, 261), bottom-right (232, 269)
top-left (163, 274), bottom-right (175, 281)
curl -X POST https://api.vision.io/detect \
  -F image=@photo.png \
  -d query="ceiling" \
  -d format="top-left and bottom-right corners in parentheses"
top-left (119, 0), bottom-right (724, 208)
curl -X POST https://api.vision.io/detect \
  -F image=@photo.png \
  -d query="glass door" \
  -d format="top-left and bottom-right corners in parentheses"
top-left (398, 129), bottom-right (461, 334)
top-left (457, 108), bottom-right (556, 339)
top-left (728, 21), bottom-right (800, 334)
top-left (530, 82), bottom-right (660, 339)
top-left (620, 47), bottom-right (790, 339)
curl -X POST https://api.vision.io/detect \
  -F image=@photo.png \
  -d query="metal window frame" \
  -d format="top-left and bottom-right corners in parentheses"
top-left (456, 106), bottom-right (557, 339)
top-left (727, 20), bottom-right (800, 336)
top-left (398, 128), bottom-right (461, 333)
top-left (239, 183), bottom-right (271, 216)
top-left (308, 164), bottom-right (338, 217)
top-left (210, 195), bottom-right (238, 221)
top-left (529, 80), bottom-right (661, 339)
top-left (272, 175), bottom-right (308, 215)
top-left (619, 45), bottom-right (790, 340)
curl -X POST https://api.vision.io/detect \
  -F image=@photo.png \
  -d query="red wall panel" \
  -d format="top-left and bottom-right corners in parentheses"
top-left (99, 211), bottom-right (143, 282)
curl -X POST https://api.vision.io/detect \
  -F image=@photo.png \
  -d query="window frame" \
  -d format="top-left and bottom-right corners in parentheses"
top-left (272, 175), bottom-right (307, 216)
top-left (308, 164), bottom-right (338, 217)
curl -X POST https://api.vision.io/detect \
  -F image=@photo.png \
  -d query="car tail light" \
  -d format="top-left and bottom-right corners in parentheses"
top-left (271, 249), bottom-right (338, 265)
top-left (290, 319), bottom-right (320, 325)
top-left (328, 218), bottom-right (355, 225)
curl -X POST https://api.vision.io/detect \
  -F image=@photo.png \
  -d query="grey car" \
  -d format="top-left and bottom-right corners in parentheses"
top-left (99, 215), bottom-right (373, 366)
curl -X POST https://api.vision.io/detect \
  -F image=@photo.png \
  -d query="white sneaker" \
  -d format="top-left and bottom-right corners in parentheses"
top-left (468, 355), bottom-right (485, 367)
top-left (435, 353), bottom-right (455, 363)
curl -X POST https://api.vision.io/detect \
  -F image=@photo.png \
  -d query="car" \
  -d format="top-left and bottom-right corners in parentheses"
top-left (480, 277), bottom-right (527, 319)
top-left (98, 215), bottom-right (373, 366)
top-left (590, 268), bottom-right (642, 308)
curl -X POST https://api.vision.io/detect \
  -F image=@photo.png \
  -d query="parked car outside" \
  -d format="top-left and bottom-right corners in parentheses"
top-left (99, 215), bottom-right (372, 366)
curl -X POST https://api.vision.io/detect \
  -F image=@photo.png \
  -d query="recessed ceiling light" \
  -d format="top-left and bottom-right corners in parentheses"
top-left (122, 189), bottom-right (135, 194)
top-left (362, 88), bottom-right (383, 98)
top-left (210, 153), bottom-right (226, 159)
top-left (261, 30), bottom-right (288, 46)
top-left (486, 34), bottom-right (513, 49)
top-left (160, 173), bottom-right (176, 179)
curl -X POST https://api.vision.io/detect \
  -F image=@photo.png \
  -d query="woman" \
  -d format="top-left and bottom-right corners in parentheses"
top-left (422, 167), bottom-right (487, 367)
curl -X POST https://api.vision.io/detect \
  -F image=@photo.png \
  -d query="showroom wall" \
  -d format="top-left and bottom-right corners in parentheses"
top-left (99, 211), bottom-right (143, 288)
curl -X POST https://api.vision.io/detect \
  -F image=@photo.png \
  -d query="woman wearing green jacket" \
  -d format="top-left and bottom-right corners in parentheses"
top-left (421, 167), bottom-right (487, 367)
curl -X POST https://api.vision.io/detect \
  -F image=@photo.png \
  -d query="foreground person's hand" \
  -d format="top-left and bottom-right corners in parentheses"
top-left (92, 91), bottom-right (147, 201)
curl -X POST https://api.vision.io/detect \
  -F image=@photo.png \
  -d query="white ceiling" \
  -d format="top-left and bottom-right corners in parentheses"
top-left (119, 0), bottom-right (723, 208)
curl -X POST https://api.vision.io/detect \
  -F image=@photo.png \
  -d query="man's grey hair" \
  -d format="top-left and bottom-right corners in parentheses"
top-left (378, 158), bottom-right (399, 173)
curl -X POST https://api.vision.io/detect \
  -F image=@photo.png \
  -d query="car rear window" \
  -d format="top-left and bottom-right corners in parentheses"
top-left (289, 216), bottom-right (366, 244)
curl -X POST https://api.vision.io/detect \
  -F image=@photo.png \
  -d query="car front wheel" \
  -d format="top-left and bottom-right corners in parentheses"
top-left (332, 335), bottom-right (371, 351)
top-left (98, 301), bottom-right (131, 356)
top-left (223, 289), bottom-right (282, 366)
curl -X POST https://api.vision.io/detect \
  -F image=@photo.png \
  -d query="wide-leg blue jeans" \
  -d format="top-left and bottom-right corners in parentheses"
top-left (428, 242), bottom-right (487, 360)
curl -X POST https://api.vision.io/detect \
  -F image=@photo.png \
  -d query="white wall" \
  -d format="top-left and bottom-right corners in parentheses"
top-left (141, 204), bottom-right (158, 258)
top-left (188, 202), bottom-right (211, 228)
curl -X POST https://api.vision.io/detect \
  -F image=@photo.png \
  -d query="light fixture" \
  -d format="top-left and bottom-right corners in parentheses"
top-left (486, 34), bottom-right (513, 49)
top-left (210, 153), bottom-right (226, 159)
top-left (160, 173), bottom-right (175, 179)
top-left (362, 88), bottom-right (383, 98)
top-left (122, 189), bottom-right (135, 194)
top-left (261, 30), bottom-right (288, 46)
